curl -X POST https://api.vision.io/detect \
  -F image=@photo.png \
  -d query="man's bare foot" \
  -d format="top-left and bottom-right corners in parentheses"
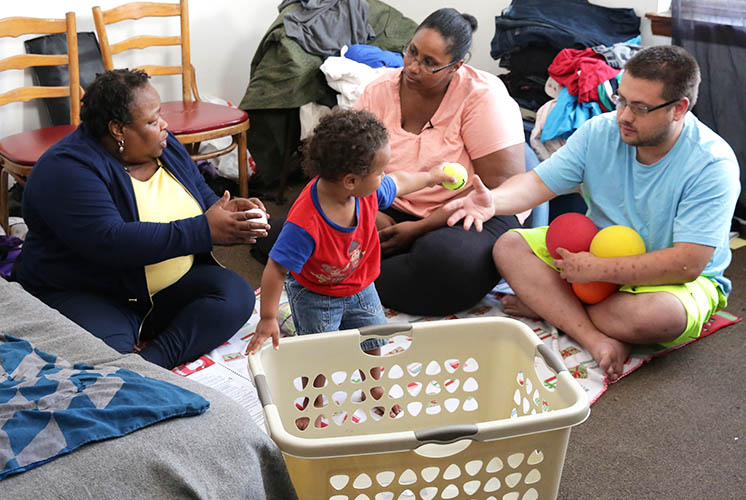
top-left (587, 336), bottom-right (631, 382)
top-left (501, 295), bottom-right (541, 319)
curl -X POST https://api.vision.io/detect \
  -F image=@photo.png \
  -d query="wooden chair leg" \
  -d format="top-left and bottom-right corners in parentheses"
top-left (237, 131), bottom-right (248, 198)
top-left (0, 168), bottom-right (9, 236)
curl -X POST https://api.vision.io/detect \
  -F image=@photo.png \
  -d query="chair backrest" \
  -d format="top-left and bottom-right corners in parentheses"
top-left (0, 13), bottom-right (81, 126)
top-left (92, 0), bottom-right (197, 103)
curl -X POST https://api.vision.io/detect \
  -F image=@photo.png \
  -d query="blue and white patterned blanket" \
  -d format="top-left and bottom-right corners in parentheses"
top-left (0, 334), bottom-right (209, 480)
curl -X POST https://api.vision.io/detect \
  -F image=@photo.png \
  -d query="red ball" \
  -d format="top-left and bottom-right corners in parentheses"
top-left (545, 213), bottom-right (598, 259)
top-left (572, 281), bottom-right (618, 304)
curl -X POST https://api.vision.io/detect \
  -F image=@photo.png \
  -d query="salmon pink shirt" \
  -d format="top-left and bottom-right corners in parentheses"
top-left (356, 65), bottom-right (524, 218)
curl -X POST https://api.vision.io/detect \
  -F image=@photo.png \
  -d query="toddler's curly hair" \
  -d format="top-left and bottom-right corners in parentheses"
top-left (302, 108), bottom-right (389, 181)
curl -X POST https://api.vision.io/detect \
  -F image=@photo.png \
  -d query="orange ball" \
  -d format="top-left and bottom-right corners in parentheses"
top-left (545, 213), bottom-right (598, 259)
top-left (572, 281), bottom-right (618, 304)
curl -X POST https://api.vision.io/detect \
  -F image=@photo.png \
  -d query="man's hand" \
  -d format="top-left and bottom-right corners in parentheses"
top-left (379, 220), bottom-right (423, 254)
top-left (443, 175), bottom-right (496, 231)
top-left (205, 191), bottom-right (270, 245)
top-left (554, 247), bottom-right (602, 283)
top-left (245, 318), bottom-right (281, 355)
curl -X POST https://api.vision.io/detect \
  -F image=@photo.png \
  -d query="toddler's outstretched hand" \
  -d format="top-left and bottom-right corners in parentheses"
top-left (428, 163), bottom-right (458, 187)
top-left (246, 318), bottom-right (280, 355)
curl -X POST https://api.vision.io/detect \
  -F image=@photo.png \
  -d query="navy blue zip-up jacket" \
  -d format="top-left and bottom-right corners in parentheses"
top-left (15, 125), bottom-right (219, 308)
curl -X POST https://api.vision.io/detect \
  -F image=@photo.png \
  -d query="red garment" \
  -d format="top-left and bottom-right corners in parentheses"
top-left (286, 180), bottom-right (382, 297)
top-left (548, 48), bottom-right (620, 103)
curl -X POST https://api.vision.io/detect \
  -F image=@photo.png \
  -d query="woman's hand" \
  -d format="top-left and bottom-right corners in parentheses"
top-left (379, 220), bottom-right (424, 254)
top-left (225, 195), bottom-right (267, 214)
top-left (205, 191), bottom-right (270, 245)
top-left (444, 176), bottom-right (496, 231)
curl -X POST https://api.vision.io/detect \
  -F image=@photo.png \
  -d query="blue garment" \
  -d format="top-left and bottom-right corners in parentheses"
top-left (535, 112), bottom-right (740, 295)
top-left (524, 143), bottom-right (548, 227)
top-left (270, 175), bottom-right (397, 273)
top-left (491, 0), bottom-right (640, 60)
top-left (15, 125), bottom-right (218, 308)
top-left (0, 334), bottom-right (208, 480)
top-left (344, 44), bottom-right (403, 68)
top-left (541, 87), bottom-right (604, 142)
top-left (285, 274), bottom-right (386, 350)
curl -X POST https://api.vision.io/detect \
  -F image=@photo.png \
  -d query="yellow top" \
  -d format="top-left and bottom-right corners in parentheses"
top-left (130, 161), bottom-right (203, 295)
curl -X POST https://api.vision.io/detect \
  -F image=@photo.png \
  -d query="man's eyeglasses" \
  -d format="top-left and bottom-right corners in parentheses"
top-left (402, 45), bottom-right (459, 74)
top-left (611, 93), bottom-right (680, 116)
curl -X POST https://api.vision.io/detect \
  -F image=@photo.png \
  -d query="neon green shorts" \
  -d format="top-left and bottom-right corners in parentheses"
top-left (512, 226), bottom-right (727, 347)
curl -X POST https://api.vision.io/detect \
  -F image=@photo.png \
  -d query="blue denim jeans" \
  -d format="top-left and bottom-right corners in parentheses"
top-left (284, 275), bottom-right (387, 351)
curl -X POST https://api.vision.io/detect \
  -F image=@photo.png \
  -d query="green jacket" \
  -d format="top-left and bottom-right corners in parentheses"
top-left (239, 0), bottom-right (417, 110)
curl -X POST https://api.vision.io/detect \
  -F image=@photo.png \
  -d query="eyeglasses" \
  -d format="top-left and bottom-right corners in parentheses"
top-left (611, 93), bottom-right (680, 116)
top-left (402, 45), bottom-right (459, 74)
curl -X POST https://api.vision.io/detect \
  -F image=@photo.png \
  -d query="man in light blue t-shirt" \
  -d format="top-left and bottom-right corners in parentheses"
top-left (444, 46), bottom-right (740, 382)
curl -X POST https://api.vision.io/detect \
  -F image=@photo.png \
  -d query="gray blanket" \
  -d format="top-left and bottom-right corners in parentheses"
top-left (0, 280), bottom-right (297, 500)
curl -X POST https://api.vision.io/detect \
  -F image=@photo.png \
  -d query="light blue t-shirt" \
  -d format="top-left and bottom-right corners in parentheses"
top-left (536, 112), bottom-right (740, 296)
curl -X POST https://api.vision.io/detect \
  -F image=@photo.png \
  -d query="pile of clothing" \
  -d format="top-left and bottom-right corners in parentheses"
top-left (239, 0), bottom-right (417, 193)
top-left (531, 42), bottom-right (642, 161)
top-left (490, 0), bottom-right (640, 113)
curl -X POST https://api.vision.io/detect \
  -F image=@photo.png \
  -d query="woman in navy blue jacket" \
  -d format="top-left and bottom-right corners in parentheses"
top-left (14, 69), bottom-right (269, 369)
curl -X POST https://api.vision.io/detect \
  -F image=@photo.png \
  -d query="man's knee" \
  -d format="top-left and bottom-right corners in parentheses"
top-left (588, 292), bottom-right (686, 344)
top-left (492, 231), bottom-right (531, 273)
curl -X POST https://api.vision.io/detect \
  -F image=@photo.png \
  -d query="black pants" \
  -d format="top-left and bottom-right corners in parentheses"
top-left (35, 265), bottom-right (254, 369)
top-left (376, 208), bottom-right (520, 316)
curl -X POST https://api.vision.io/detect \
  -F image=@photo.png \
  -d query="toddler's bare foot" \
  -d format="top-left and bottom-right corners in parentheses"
top-left (390, 404), bottom-right (403, 418)
top-left (370, 386), bottom-right (384, 400)
top-left (369, 387), bottom-right (402, 418)
top-left (295, 417), bottom-right (310, 431)
top-left (587, 336), bottom-right (631, 382)
top-left (501, 295), bottom-right (541, 319)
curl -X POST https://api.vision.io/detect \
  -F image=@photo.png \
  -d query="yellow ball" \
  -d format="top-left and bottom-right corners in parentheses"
top-left (442, 162), bottom-right (468, 190)
top-left (589, 225), bottom-right (646, 257)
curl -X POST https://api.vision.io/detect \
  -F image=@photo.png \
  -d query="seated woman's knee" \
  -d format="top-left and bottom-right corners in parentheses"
top-left (413, 239), bottom-right (493, 284)
top-left (209, 268), bottom-right (255, 315)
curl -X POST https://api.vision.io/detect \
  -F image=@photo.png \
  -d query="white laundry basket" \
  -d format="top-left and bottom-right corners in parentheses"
top-left (248, 317), bottom-right (590, 500)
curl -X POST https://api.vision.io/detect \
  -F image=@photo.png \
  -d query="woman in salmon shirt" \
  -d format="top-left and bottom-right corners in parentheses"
top-left (356, 8), bottom-right (527, 315)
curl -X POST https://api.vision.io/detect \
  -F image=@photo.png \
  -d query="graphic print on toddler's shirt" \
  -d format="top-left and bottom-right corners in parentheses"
top-left (311, 240), bottom-right (364, 284)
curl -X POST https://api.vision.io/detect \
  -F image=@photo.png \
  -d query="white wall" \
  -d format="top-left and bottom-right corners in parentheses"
top-left (1, 0), bottom-right (669, 138)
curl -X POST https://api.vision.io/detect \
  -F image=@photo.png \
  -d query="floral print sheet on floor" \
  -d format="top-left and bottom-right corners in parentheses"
top-left (385, 285), bottom-right (741, 405)
top-left (172, 285), bottom-right (741, 431)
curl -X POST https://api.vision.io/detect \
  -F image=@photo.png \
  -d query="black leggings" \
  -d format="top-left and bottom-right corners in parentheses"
top-left (376, 208), bottom-right (520, 316)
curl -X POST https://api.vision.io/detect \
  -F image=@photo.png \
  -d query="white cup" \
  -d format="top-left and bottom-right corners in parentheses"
top-left (245, 207), bottom-right (268, 226)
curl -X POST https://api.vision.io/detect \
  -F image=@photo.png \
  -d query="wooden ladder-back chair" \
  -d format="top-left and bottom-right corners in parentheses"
top-left (92, 0), bottom-right (251, 198)
top-left (0, 12), bottom-right (80, 235)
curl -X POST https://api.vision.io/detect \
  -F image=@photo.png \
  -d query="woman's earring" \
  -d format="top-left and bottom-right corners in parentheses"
top-left (118, 139), bottom-right (125, 154)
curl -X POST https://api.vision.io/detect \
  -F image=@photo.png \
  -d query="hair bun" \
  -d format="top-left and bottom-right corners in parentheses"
top-left (462, 13), bottom-right (478, 32)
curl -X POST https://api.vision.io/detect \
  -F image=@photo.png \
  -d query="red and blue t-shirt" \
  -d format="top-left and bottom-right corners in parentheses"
top-left (269, 176), bottom-right (397, 297)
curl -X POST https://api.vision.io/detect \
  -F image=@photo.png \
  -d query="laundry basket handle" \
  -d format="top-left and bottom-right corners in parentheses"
top-left (358, 323), bottom-right (412, 337)
top-left (415, 424), bottom-right (478, 443)
top-left (538, 343), bottom-right (567, 373)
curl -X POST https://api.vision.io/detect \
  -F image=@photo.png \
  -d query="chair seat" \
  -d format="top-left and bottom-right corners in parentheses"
top-left (161, 101), bottom-right (248, 135)
top-left (0, 125), bottom-right (77, 166)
